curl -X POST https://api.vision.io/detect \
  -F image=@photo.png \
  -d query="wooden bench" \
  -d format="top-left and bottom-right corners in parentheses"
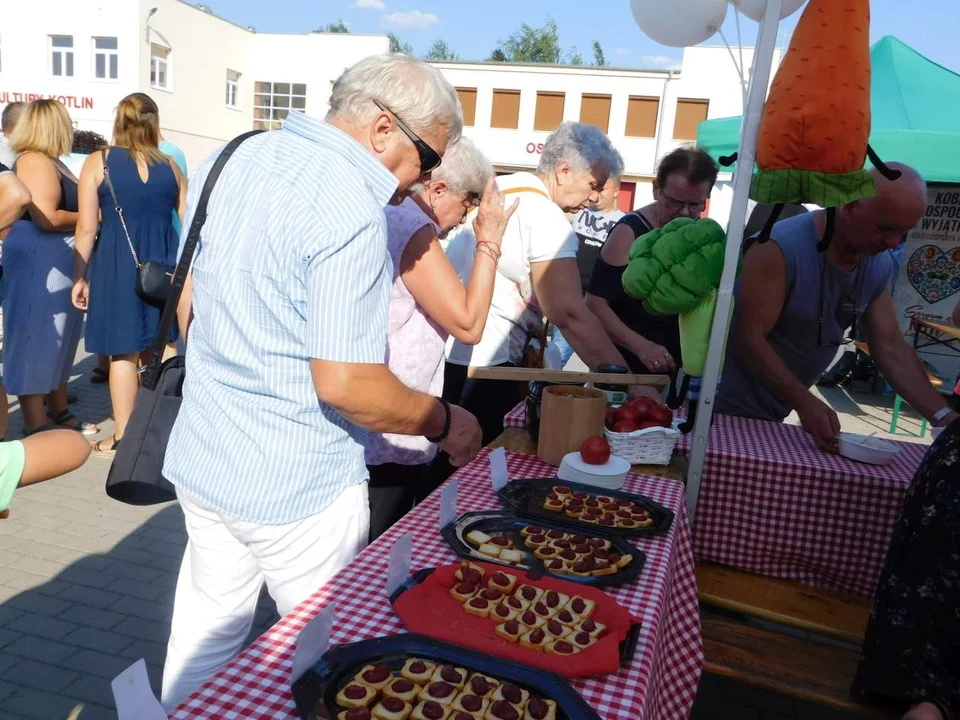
top-left (697, 564), bottom-right (870, 645)
top-left (698, 564), bottom-right (896, 716)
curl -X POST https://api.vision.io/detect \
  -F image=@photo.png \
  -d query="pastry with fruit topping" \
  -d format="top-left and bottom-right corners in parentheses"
top-left (494, 619), bottom-right (524, 643)
top-left (340, 708), bottom-right (374, 720)
top-left (491, 683), bottom-right (528, 708)
top-left (336, 682), bottom-right (377, 709)
top-left (523, 698), bottom-right (557, 720)
top-left (487, 571), bottom-right (517, 594)
top-left (565, 596), bottom-right (596, 620)
top-left (410, 701), bottom-right (450, 720)
top-left (455, 563), bottom-right (485, 584)
top-left (513, 584), bottom-right (542, 604)
top-left (384, 678), bottom-right (421, 703)
top-left (401, 658), bottom-right (437, 684)
top-left (449, 582), bottom-right (479, 602)
top-left (431, 665), bottom-right (467, 689)
top-left (372, 696), bottom-right (413, 720)
top-left (463, 595), bottom-right (492, 618)
top-left (420, 681), bottom-right (458, 706)
top-left (451, 691), bottom-right (488, 717)
top-left (545, 638), bottom-right (580, 656)
top-left (466, 674), bottom-right (499, 699)
top-left (356, 664), bottom-right (394, 691)
top-left (519, 626), bottom-right (549, 651)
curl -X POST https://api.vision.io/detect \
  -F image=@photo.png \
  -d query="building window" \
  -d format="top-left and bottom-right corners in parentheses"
top-left (490, 89), bottom-right (521, 130)
top-left (625, 96), bottom-right (660, 138)
top-left (534, 92), bottom-right (565, 133)
top-left (456, 88), bottom-right (477, 127)
top-left (93, 37), bottom-right (118, 80)
top-left (226, 69), bottom-right (241, 108)
top-left (150, 45), bottom-right (170, 89)
top-left (673, 99), bottom-right (709, 141)
top-left (253, 82), bottom-right (307, 130)
top-left (579, 94), bottom-right (612, 134)
top-left (50, 35), bottom-right (74, 77)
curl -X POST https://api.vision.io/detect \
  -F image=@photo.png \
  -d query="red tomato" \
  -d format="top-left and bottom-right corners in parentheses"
top-left (637, 420), bottom-right (662, 431)
top-left (627, 396), bottom-right (656, 421)
top-left (580, 435), bottom-right (611, 465)
top-left (613, 420), bottom-right (639, 434)
top-left (616, 406), bottom-right (641, 425)
top-left (605, 408), bottom-right (620, 430)
top-left (648, 405), bottom-right (674, 428)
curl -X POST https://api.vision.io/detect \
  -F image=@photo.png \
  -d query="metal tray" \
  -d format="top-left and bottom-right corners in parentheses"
top-left (440, 510), bottom-right (646, 588)
top-left (291, 632), bottom-right (601, 720)
top-left (389, 569), bottom-right (641, 668)
top-left (497, 478), bottom-right (674, 538)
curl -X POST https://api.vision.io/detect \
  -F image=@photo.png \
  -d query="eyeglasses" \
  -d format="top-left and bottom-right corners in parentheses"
top-left (817, 258), bottom-right (865, 348)
top-left (659, 189), bottom-right (707, 214)
top-left (373, 99), bottom-right (442, 175)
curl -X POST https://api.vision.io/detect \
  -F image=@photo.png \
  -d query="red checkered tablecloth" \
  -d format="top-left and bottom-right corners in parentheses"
top-left (171, 449), bottom-right (703, 720)
top-left (504, 402), bottom-right (928, 597)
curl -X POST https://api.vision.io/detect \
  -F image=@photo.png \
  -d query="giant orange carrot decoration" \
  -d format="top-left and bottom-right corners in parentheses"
top-left (721, 0), bottom-right (901, 250)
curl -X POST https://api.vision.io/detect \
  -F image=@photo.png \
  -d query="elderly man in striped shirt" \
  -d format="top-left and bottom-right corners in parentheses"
top-left (160, 54), bottom-right (482, 707)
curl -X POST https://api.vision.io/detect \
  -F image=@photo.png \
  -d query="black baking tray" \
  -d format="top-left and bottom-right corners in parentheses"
top-left (389, 568), bottom-right (641, 668)
top-left (440, 510), bottom-right (646, 588)
top-left (292, 632), bottom-right (602, 720)
top-left (497, 478), bottom-right (674, 538)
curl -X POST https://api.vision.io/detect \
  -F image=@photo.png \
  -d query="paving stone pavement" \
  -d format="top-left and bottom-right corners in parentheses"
top-left (0, 351), bottom-right (279, 720)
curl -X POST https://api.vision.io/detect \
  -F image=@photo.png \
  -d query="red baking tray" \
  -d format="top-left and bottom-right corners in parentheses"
top-left (391, 562), bottom-right (641, 679)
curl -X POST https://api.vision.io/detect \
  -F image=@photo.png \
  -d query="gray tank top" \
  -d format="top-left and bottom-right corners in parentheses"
top-left (717, 213), bottom-right (893, 422)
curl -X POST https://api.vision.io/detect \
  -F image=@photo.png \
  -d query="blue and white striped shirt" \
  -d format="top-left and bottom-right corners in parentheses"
top-left (163, 111), bottom-right (398, 525)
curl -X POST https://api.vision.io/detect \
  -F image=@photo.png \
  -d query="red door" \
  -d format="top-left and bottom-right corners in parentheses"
top-left (618, 182), bottom-right (636, 212)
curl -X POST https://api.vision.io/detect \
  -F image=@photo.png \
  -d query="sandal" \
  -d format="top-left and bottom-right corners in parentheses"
top-left (91, 436), bottom-right (120, 459)
top-left (47, 410), bottom-right (99, 436)
top-left (23, 424), bottom-right (51, 438)
top-left (90, 367), bottom-right (109, 384)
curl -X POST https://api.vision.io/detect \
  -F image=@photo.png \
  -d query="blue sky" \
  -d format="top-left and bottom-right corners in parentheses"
top-left (214, 0), bottom-right (960, 72)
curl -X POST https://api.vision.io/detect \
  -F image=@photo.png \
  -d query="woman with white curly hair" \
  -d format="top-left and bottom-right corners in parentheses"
top-left (439, 122), bottom-right (649, 449)
top-left (366, 137), bottom-right (517, 539)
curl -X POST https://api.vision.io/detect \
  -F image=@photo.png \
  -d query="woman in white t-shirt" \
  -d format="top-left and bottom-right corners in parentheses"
top-left (439, 122), bottom-right (642, 448)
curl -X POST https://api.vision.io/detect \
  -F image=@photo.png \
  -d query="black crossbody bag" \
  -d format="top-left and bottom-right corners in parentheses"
top-left (105, 131), bottom-right (262, 505)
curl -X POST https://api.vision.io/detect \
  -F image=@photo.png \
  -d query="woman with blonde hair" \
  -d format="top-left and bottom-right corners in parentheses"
top-left (3, 99), bottom-right (98, 437)
top-left (72, 92), bottom-right (186, 457)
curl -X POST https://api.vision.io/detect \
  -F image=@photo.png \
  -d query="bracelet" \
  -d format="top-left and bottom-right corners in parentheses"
top-left (425, 396), bottom-right (452, 444)
top-left (476, 240), bottom-right (502, 259)
top-left (476, 245), bottom-right (500, 266)
top-left (932, 406), bottom-right (954, 425)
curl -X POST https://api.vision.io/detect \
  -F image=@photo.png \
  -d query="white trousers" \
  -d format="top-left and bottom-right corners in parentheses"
top-left (161, 483), bottom-right (369, 710)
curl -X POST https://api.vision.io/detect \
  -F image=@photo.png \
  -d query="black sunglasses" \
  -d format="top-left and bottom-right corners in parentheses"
top-left (373, 99), bottom-right (442, 175)
top-left (817, 258), bottom-right (864, 348)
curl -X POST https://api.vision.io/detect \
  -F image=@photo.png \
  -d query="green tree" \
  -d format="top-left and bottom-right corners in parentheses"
top-left (592, 40), bottom-right (607, 67)
top-left (424, 39), bottom-right (460, 62)
top-left (567, 49), bottom-right (584, 65)
top-left (489, 18), bottom-right (562, 64)
top-left (388, 32), bottom-right (414, 55)
top-left (316, 19), bottom-right (349, 33)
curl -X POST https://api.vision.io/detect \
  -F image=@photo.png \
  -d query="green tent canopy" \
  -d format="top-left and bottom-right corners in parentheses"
top-left (696, 36), bottom-right (960, 184)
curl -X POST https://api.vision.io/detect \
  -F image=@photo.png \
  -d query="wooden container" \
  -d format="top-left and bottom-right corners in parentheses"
top-left (537, 386), bottom-right (607, 467)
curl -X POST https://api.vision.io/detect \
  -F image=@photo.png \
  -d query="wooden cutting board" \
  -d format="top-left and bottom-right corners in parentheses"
top-left (466, 366), bottom-right (670, 387)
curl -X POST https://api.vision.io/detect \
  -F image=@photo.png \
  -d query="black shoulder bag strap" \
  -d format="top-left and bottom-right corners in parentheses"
top-left (140, 130), bottom-right (263, 391)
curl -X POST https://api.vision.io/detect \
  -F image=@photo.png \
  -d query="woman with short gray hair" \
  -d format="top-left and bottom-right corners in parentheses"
top-left (365, 137), bottom-right (517, 540)
top-left (439, 122), bottom-right (654, 450)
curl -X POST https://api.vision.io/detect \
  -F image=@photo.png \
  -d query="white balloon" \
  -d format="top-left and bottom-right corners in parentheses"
top-left (630, 0), bottom-right (729, 48)
top-left (730, 0), bottom-right (807, 22)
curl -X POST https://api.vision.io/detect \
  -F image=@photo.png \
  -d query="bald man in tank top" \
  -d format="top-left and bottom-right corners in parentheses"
top-left (718, 164), bottom-right (959, 452)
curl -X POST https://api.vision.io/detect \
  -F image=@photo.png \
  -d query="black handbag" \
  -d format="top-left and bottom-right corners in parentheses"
top-left (105, 131), bottom-right (262, 505)
top-left (101, 149), bottom-right (177, 307)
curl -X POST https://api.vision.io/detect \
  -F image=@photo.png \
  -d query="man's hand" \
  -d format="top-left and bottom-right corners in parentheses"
top-left (797, 395), bottom-right (841, 453)
top-left (635, 340), bottom-right (676, 374)
top-left (441, 404), bottom-right (483, 467)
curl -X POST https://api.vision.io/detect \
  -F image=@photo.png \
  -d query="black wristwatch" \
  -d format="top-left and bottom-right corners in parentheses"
top-left (426, 397), bottom-right (451, 444)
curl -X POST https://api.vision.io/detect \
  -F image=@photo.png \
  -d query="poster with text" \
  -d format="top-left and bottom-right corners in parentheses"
top-left (892, 184), bottom-right (960, 387)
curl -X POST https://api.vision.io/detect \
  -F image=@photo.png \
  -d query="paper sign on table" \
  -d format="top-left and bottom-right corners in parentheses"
top-left (291, 602), bottom-right (337, 684)
top-left (385, 531), bottom-right (413, 598)
top-left (112, 659), bottom-right (167, 720)
top-left (490, 447), bottom-right (508, 491)
top-left (439, 479), bottom-right (458, 529)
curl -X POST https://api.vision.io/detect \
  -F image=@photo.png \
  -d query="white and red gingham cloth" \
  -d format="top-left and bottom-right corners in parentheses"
top-left (171, 448), bottom-right (703, 720)
top-left (505, 401), bottom-right (928, 597)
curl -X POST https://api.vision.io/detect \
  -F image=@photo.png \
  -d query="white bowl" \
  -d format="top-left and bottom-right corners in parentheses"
top-left (838, 433), bottom-right (900, 466)
top-left (557, 452), bottom-right (630, 489)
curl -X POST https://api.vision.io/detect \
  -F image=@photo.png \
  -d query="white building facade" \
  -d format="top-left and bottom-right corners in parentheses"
top-left (2, 0), bottom-right (771, 221)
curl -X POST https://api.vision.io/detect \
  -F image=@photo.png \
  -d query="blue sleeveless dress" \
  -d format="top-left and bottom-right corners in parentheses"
top-left (85, 149), bottom-right (180, 356)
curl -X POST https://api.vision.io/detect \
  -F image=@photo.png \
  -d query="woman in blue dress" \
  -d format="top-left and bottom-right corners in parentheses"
top-left (72, 93), bottom-right (186, 458)
top-left (4, 99), bottom-right (99, 437)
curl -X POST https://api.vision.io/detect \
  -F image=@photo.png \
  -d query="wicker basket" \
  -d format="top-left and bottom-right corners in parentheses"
top-left (604, 425), bottom-right (681, 465)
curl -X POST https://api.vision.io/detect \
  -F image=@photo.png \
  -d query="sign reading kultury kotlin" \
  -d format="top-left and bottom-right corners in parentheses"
top-left (0, 91), bottom-right (94, 109)
top-left (892, 184), bottom-right (960, 385)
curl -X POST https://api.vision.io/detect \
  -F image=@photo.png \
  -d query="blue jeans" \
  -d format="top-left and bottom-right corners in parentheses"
top-left (553, 328), bottom-right (575, 368)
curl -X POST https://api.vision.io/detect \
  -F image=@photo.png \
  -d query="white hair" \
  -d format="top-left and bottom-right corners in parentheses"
top-left (608, 147), bottom-right (625, 182)
top-left (327, 53), bottom-right (463, 146)
top-left (537, 122), bottom-right (618, 179)
top-left (430, 137), bottom-right (492, 195)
